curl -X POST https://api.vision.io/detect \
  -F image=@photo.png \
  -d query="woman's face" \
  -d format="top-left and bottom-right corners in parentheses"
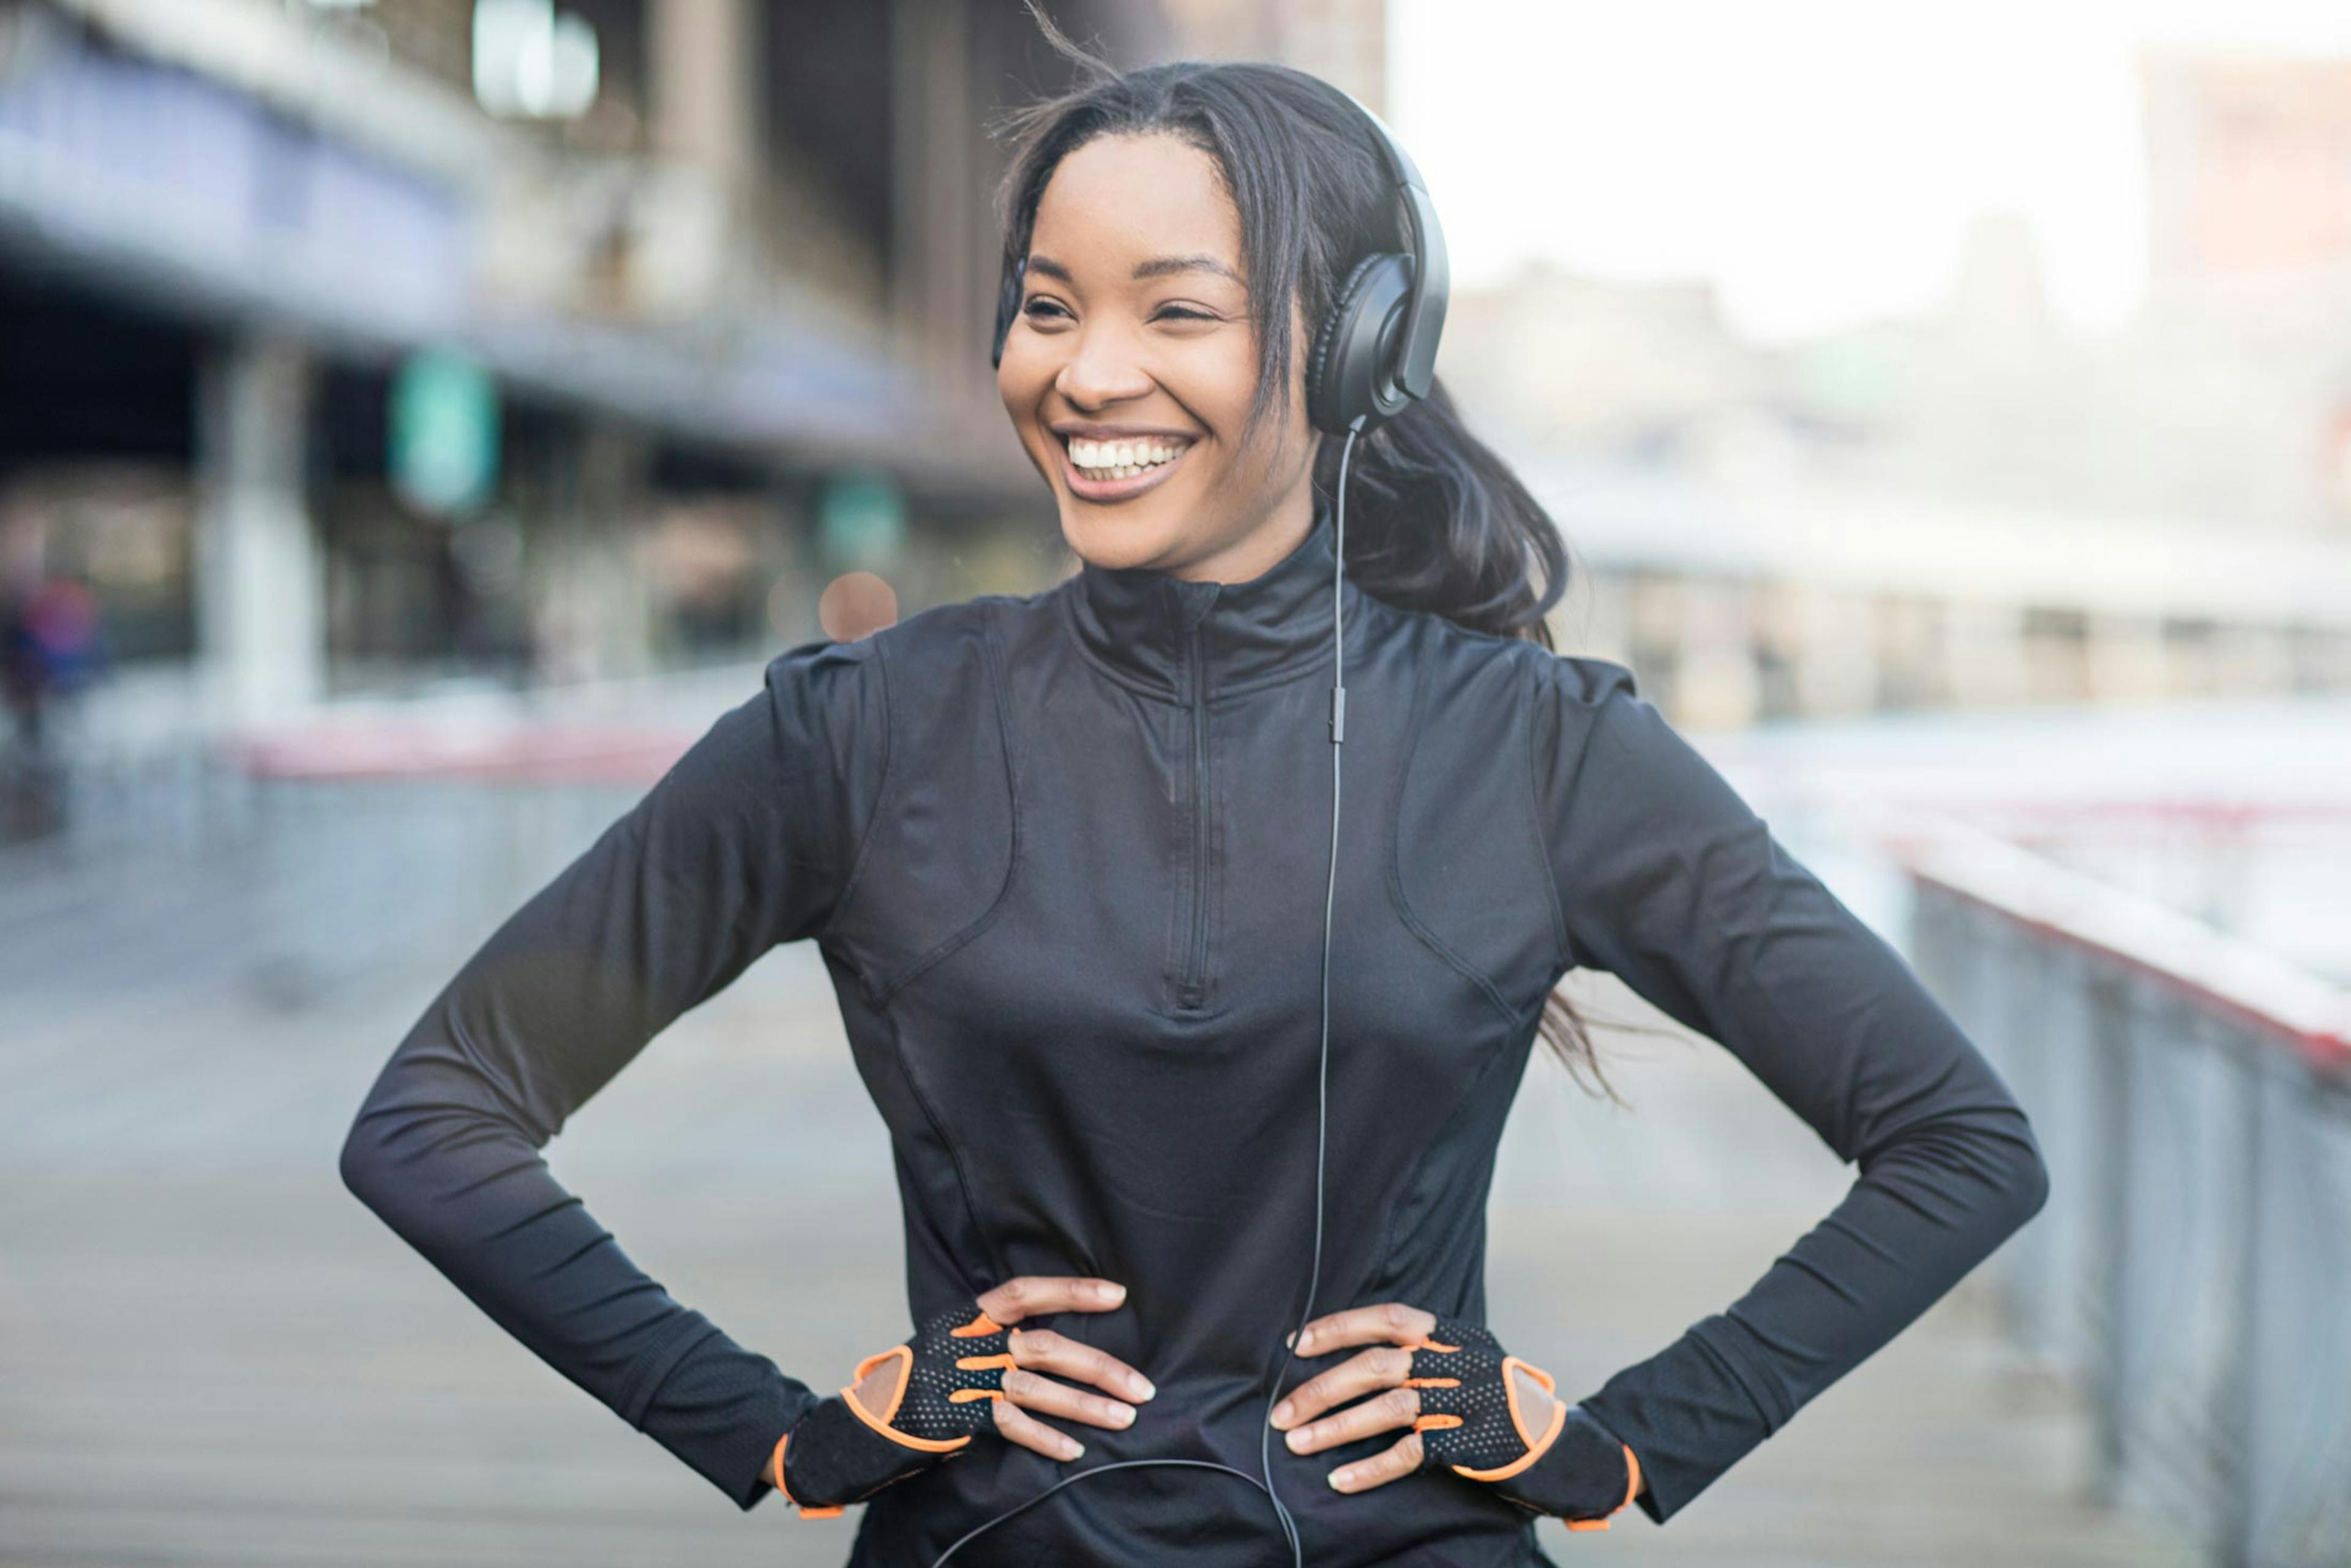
top-left (997, 132), bottom-right (1320, 582)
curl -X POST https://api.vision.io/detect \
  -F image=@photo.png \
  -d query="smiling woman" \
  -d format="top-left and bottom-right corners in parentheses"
top-left (339, 6), bottom-right (2047, 1567)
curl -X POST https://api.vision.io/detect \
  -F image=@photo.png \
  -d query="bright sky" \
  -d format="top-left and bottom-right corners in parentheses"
top-left (1389, 0), bottom-right (2351, 344)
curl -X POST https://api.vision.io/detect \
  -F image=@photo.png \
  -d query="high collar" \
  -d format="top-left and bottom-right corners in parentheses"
top-left (1061, 492), bottom-right (1356, 702)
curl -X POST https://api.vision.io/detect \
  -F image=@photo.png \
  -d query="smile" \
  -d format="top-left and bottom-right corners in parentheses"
top-left (1058, 433), bottom-right (1194, 502)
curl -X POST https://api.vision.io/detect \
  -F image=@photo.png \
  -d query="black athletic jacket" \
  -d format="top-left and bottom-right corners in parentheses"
top-left (340, 495), bottom-right (2049, 1566)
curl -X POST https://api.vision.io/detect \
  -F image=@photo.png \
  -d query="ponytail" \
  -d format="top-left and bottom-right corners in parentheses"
top-left (1310, 377), bottom-right (1567, 647)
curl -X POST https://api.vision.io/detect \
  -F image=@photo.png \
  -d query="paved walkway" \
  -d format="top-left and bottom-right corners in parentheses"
top-left (0, 776), bottom-right (2197, 1567)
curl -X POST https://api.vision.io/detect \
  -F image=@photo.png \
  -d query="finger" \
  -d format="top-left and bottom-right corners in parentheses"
top-left (1269, 1344), bottom-right (1413, 1430)
top-left (1329, 1430), bottom-right (1425, 1495)
top-left (977, 1276), bottom-right (1128, 1324)
top-left (1002, 1365), bottom-right (1138, 1432)
top-left (1008, 1326), bottom-right (1157, 1403)
top-left (1288, 1302), bottom-right (1436, 1359)
top-left (992, 1395), bottom-right (1086, 1461)
top-left (1283, 1385), bottom-right (1420, 1456)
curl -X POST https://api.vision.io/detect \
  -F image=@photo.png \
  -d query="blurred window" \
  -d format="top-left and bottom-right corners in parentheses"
top-left (474, 0), bottom-right (600, 119)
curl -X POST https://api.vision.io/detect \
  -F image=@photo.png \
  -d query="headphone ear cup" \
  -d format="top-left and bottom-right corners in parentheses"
top-left (1307, 251), bottom-right (1414, 436)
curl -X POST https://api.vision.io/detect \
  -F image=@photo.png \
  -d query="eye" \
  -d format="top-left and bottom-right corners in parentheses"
top-left (1023, 299), bottom-right (1216, 324)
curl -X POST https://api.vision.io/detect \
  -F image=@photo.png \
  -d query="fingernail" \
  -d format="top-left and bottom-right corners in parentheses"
top-left (1283, 1330), bottom-right (1297, 1348)
top-left (1096, 1282), bottom-right (1125, 1302)
top-left (1285, 1427), bottom-right (1309, 1453)
top-left (1328, 1468), bottom-right (1352, 1491)
top-left (1065, 1441), bottom-right (1086, 1460)
top-left (1270, 1400), bottom-right (1293, 1427)
top-left (1109, 1403), bottom-right (1136, 1427)
top-left (1130, 1376), bottom-right (1155, 1401)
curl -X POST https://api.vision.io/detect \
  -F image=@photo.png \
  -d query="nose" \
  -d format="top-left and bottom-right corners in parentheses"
top-left (1053, 319), bottom-right (1154, 411)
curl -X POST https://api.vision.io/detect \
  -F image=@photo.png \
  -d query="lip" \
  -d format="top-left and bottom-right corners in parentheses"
top-left (1056, 433), bottom-right (1193, 504)
top-left (1050, 421), bottom-right (1199, 441)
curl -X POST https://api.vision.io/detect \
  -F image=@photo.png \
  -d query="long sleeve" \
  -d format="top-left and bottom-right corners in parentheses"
top-left (338, 636), bottom-right (891, 1510)
top-left (1529, 654), bottom-right (2049, 1523)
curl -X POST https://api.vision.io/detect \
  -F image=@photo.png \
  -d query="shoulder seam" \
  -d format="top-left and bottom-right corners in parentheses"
top-left (817, 635), bottom-right (894, 948)
top-left (1534, 653), bottom-right (1625, 974)
top-left (1385, 629), bottom-right (1520, 1032)
top-left (1521, 651), bottom-right (1572, 976)
top-left (868, 602), bottom-right (1024, 1003)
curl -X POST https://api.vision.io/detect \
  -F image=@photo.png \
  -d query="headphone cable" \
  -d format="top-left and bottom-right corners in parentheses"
top-left (1253, 413), bottom-right (1362, 1564)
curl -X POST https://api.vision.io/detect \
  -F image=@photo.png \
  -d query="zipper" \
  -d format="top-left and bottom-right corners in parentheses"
top-left (1178, 621), bottom-right (1210, 1008)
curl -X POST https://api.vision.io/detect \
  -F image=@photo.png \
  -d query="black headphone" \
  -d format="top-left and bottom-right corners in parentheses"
top-left (991, 88), bottom-right (1449, 441)
top-left (946, 89), bottom-right (1445, 1568)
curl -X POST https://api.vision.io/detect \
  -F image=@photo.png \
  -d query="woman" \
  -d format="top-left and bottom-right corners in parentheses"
top-left (339, 35), bottom-right (2049, 1568)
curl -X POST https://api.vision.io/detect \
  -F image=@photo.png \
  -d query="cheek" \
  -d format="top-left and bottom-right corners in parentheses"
top-left (996, 347), bottom-right (1056, 429)
top-left (994, 361), bottom-right (1029, 424)
top-left (1210, 336), bottom-right (1267, 418)
top-left (1150, 340), bottom-right (1265, 462)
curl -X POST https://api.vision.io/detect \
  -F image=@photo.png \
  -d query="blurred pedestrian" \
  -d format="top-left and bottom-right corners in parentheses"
top-left (1, 569), bottom-right (104, 840)
top-left (1, 571), bottom-right (105, 751)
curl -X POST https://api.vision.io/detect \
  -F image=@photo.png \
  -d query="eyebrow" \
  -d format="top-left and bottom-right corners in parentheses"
top-left (1026, 253), bottom-right (1242, 285)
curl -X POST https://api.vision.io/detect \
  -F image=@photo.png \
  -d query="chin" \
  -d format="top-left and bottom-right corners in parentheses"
top-left (1057, 500), bottom-right (1187, 572)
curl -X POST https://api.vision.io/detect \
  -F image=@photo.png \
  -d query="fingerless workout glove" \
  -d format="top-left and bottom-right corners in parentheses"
top-left (1403, 1318), bottom-right (1643, 1528)
top-left (772, 1303), bottom-right (1017, 1515)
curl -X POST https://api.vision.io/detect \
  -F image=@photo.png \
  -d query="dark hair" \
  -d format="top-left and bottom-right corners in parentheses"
top-left (991, 9), bottom-right (1627, 1095)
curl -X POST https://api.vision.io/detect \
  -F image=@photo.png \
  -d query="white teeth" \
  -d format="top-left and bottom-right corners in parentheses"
top-left (1068, 436), bottom-right (1189, 478)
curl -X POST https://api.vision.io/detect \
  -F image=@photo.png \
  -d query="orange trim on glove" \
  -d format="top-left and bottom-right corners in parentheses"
top-left (951, 1347), bottom-right (1018, 1401)
top-left (836, 1310), bottom-right (1011, 1453)
top-left (1446, 1356), bottom-right (1568, 1483)
top-left (838, 1343), bottom-right (978, 1454)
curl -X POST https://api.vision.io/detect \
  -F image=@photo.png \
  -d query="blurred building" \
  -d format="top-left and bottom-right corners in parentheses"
top-left (2137, 47), bottom-right (2351, 529)
top-left (2141, 48), bottom-right (2351, 308)
top-left (1439, 43), bottom-right (2351, 729)
top-left (0, 0), bottom-right (1191, 736)
top-left (1160, 0), bottom-right (1385, 111)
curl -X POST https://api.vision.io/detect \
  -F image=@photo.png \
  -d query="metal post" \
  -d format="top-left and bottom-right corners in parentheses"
top-left (2085, 965), bottom-right (2135, 1509)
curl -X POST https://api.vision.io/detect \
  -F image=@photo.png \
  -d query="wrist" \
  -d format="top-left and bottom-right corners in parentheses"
top-left (768, 1418), bottom-right (847, 1519)
top-left (779, 1389), bottom-right (963, 1513)
top-left (1492, 1405), bottom-right (1641, 1527)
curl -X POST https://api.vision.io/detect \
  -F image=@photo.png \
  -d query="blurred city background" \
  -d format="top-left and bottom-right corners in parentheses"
top-left (1, 1), bottom-right (2345, 1564)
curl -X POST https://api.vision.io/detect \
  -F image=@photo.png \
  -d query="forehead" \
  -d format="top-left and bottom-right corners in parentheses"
top-left (1030, 133), bottom-right (1244, 280)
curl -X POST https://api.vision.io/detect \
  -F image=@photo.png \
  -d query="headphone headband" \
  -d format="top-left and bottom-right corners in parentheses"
top-left (1334, 92), bottom-right (1449, 404)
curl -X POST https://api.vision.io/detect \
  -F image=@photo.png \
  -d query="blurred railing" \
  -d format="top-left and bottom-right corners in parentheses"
top-left (0, 663), bottom-right (744, 1022)
top-left (0, 657), bottom-right (756, 862)
top-left (1897, 814), bottom-right (2351, 1568)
